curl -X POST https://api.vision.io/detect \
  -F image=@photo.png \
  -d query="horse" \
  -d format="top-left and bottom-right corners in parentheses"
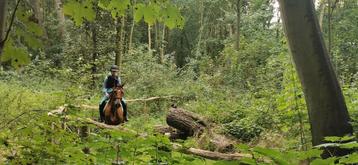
top-left (103, 85), bottom-right (125, 125)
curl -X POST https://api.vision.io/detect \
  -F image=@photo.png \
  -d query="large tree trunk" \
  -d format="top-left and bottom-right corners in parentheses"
top-left (115, 16), bottom-right (126, 67)
top-left (91, 7), bottom-right (99, 89)
top-left (278, 0), bottom-right (352, 152)
top-left (29, 0), bottom-right (43, 25)
top-left (166, 107), bottom-right (207, 138)
top-left (54, 0), bottom-right (65, 38)
top-left (0, 0), bottom-right (7, 55)
top-left (235, 0), bottom-right (241, 51)
top-left (128, 0), bottom-right (136, 52)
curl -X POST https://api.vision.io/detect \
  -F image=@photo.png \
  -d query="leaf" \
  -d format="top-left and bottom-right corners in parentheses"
top-left (16, 9), bottom-right (44, 36)
top-left (63, 0), bottom-right (96, 26)
top-left (161, 4), bottom-right (184, 29)
top-left (339, 153), bottom-right (358, 164)
top-left (133, 3), bottom-right (145, 22)
top-left (1, 41), bottom-right (30, 69)
top-left (324, 136), bottom-right (343, 142)
top-left (298, 149), bottom-right (323, 159)
top-left (15, 28), bottom-right (43, 49)
top-left (98, 0), bottom-right (111, 8)
top-left (339, 141), bottom-right (358, 149)
top-left (143, 3), bottom-right (160, 25)
top-left (239, 157), bottom-right (257, 165)
top-left (311, 157), bottom-right (336, 165)
top-left (107, 0), bottom-right (130, 18)
top-left (253, 147), bottom-right (290, 165)
top-left (236, 143), bottom-right (250, 152)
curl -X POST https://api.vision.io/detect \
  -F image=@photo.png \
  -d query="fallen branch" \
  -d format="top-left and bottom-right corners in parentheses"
top-left (80, 118), bottom-right (136, 134)
top-left (172, 143), bottom-right (254, 161)
top-left (47, 105), bottom-right (67, 116)
top-left (77, 96), bottom-right (181, 110)
top-left (185, 148), bottom-right (252, 161)
top-left (126, 96), bottom-right (178, 102)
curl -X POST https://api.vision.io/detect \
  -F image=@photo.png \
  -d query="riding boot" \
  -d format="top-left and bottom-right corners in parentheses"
top-left (122, 100), bottom-right (128, 122)
top-left (99, 101), bottom-right (106, 122)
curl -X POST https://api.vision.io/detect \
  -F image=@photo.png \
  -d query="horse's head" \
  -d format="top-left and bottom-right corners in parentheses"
top-left (112, 84), bottom-right (124, 100)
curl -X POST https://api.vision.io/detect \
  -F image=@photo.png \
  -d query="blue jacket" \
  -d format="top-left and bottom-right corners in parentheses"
top-left (102, 75), bottom-right (122, 95)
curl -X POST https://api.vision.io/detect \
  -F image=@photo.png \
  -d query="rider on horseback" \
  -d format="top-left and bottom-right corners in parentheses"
top-left (99, 65), bottom-right (128, 122)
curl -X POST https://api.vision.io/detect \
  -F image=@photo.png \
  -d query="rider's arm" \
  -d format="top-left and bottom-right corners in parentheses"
top-left (102, 77), bottom-right (113, 94)
top-left (117, 76), bottom-right (122, 86)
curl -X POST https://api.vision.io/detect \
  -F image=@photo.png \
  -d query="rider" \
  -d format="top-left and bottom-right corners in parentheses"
top-left (99, 65), bottom-right (128, 122)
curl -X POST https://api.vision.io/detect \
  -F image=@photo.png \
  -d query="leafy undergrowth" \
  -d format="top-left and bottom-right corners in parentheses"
top-left (1, 79), bottom-right (357, 164)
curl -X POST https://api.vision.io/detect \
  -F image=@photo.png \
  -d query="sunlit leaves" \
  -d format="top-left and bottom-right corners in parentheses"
top-left (339, 153), bottom-right (358, 164)
top-left (99, 0), bottom-right (130, 18)
top-left (133, 3), bottom-right (145, 22)
top-left (134, 2), bottom-right (184, 28)
top-left (161, 4), bottom-right (185, 29)
top-left (1, 41), bottom-right (30, 69)
top-left (64, 0), bottom-right (184, 29)
top-left (310, 157), bottom-right (337, 165)
top-left (63, 0), bottom-right (96, 26)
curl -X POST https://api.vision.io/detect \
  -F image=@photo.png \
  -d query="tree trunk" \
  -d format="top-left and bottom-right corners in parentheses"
top-left (318, 0), bottom-right (326, 30)
top-left (115, 15), bottom-right (126, 67)
top-left (166, 107), bottom-right (207, 137)
top-left (278, 0), bottom-right (352, 153)
top-left (91, 7), bottom-right (99, 89)
top-left (147, 24), bottom-right (152, 50)
top-left (0, 0), bottom-right (7, 55)
top-left (128, 0), bottom-right (136, 52)
top-left (159, 24), bottom-right (166, 64)
top-left (195, 0), bottom-right (204, 56)
top-left (235, 0), bottom-right (241, 51)
top-left (29, 0), bottom-right (43, 25)
top-left (54, 0), bottom-right (65, 38)
top-left (327, 0), bottom-right (332, 56)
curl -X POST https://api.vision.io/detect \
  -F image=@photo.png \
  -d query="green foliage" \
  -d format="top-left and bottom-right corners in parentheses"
top-left (1, 41), bottom-right (30, 69)
top-left (99, 0), bottom-right (130, 18)
top-left (0, 6), bottom-right (44, 69)
top-left (1, 0), bottom-right (357, 163)
top-left (63, 0), bottom-right (96, 26)
top-left (224, 118), bottom-right (264, 142)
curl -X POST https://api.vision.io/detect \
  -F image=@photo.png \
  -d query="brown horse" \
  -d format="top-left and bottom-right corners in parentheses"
top-left (104, 85), bottom-right (125, 125)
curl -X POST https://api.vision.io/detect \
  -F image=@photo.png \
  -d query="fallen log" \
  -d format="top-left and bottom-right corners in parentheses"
top-left (172, 143), bottom-right (253, 161)
top-left (185, 148), bottom-right (252, 161)
top-left (166, 107), bottom-right (208, 138)
top-left (126, 96), bottom-right (178, 102)
top-left (72, 96), bottom-right (181, 110)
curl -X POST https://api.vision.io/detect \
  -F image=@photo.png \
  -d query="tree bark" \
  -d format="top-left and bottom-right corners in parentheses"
top-left (195, 0), bottom-right (204, 56)
top-left (166, 107), bottom-right (207, 138)
top-left (91, 7), bottom-right (99, 89)
top-left (29, 0), bottom-right (43, 25)
top-left (0, 0), bottom-right (7, 55)
top-left (235, 0), bottom-right (241, 51)
top-left (182, 147), bottom-right (252, 161)
top-left (147, 24), bottom-right (152, 50)
top-left (318, 0), bottom-right (326, 30)
top-left (54, 0), bottom-right (65, 38)
top-left (115, 15), bottom-right (126, 67)
top-left (159, 24), bottom-right (166, 64)
top-left (128, 0), bottom-right (136, 52)
top-left (278, 0), bottom-right (352, 150)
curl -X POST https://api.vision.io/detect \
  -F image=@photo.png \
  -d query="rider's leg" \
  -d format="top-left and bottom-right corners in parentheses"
top-left (99, 96), bottom-right (109, 122)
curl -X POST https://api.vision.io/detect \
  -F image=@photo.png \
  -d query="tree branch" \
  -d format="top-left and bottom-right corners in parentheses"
top-left (1, 0), bottom-right (22, 44)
